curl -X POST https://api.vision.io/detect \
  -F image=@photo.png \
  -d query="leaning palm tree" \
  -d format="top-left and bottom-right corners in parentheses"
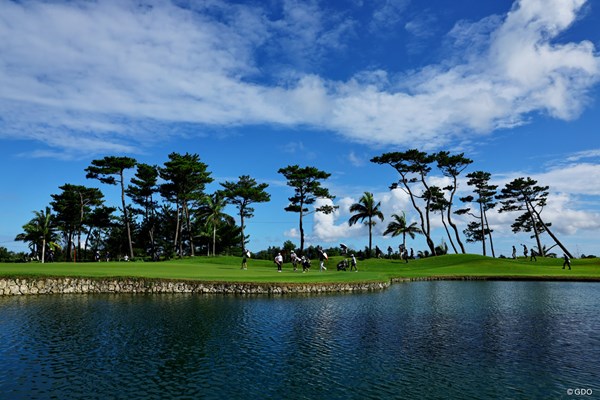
top-left (348, 192), bottom-right (384, 257)
top-left (383, 211), bottom-right (423, 250)
top-left (15, 207), bottom-right (57, 263)
top-left (196, 192), bottom-right (233, 256)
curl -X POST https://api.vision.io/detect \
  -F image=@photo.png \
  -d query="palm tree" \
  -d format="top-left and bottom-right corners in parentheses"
top-left (196, 192), bottom-right (233, 256)
top-left (348, 192), bottom-right (384, 257)
top-left (383, 212), bottom-right (423, 250)
top-left (15, 207), bottom-right (57, 263)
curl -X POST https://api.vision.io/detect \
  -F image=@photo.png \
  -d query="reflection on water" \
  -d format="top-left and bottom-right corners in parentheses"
top-left (0, 282), bottom-right (598, 399)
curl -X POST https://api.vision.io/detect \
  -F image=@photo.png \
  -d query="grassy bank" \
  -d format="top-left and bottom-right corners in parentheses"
top-left (1, 254), bottom-right (599, 284)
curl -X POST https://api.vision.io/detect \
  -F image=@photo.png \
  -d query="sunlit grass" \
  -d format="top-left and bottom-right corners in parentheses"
top-left (1, 254), bottom-right (599, 284)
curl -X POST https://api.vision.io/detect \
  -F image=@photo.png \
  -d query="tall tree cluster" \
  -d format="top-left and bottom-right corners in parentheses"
top-left (371, 150), bottom-right (472, 255)
top-left (15, 148), bottom-right (574, 261)
top-left (371, 149), bottom-right (572, 258)
top-left (16, 152), bottom-right (270, 261)
top-left (455, 171), bottom-right (498, 257)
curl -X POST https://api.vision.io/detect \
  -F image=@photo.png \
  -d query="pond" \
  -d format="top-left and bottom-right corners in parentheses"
top-left (0, 281), bottom-right (598, 399)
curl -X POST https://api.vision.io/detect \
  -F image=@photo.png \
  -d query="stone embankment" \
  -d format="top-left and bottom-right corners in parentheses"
top-left (0, 277), bottom-right (390, 296)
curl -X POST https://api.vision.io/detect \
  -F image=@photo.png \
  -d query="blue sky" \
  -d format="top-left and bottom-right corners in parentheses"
top-left (1, 0), bottom-right (599, 257)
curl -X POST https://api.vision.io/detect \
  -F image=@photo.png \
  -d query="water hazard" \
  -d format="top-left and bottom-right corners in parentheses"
top-left (0, 281), bottom-right (598, 399)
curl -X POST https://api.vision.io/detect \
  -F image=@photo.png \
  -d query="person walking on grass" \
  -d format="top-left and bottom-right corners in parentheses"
top-left (402, 249), bottom-right (409, 263)
top-left (522, 244), bottom-right (528, 258)
top-left (512, 246), bottom-right (517, 259)
top-left (241, 249), bottom-right (251, 270)
top-left (290, 250), bottom-right (299, 272)
top-left (562, 253), bottom-right (571, 270)
top-left (318, 248), bottom-right (328, 271)
top-left (350, 253), bottom-right (358, 271)
top-left (530, 249), bottom-right (537, 261)
top-left (275, 252), bottom-right (283, 272)
top-left (301, 256), bottom-right (311, 273)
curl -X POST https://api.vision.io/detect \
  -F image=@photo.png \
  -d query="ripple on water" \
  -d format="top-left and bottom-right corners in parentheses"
top-left (0, 283), bottom-right (599, 399)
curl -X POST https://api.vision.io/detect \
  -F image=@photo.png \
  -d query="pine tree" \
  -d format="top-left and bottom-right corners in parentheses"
top-left (278, 165), bottom-right (337, 254)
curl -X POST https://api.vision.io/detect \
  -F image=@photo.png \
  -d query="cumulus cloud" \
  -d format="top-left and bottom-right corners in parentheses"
top-left (0, 0), bottom-right (598, 157)
top-left (311, 198), bottom-right (361, 242)
top-left (535, 163), bottom-right (600, 196)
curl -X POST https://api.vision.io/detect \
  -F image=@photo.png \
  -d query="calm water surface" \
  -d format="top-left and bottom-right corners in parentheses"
top-left (0, 281), bottom-right (598, 399)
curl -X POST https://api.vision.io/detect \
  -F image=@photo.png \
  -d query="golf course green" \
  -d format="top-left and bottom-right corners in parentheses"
top-left (1, 254), bottom-right (598, 284)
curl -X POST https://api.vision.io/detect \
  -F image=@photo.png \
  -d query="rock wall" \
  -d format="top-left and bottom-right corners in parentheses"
top-left (0, 277), bottom-right (390, 296)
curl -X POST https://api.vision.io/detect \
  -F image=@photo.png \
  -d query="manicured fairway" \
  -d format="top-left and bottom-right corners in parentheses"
top-left (1, 254), bottom-right (599, 283)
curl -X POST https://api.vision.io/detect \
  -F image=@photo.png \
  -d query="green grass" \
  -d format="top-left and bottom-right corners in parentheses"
top-left (1, 254), bottom-right (599, 284)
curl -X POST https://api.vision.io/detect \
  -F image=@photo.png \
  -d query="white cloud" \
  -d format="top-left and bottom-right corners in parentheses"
top-left (330, 0), bottom-right (599, 146)
top-left (542, 192), bottom-right (600, 234)
top-left (347, 151), bottom-right (365, 167)
top-left (565, 148), bottom-right (600, 162)
top-left (311, 198), bottom-right (361, 242)
top-left (0, 0), bottom-right (598, 157)
top-left (535, 163), bottom-right (600, 196)
top-left (284, 228), bottom-right (300, 239)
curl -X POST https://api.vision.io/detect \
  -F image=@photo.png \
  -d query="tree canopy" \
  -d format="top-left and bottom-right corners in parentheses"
top-left (278, 165), bottom-right (336, 254)
top-left (159, 152), bottom-right (213, 257)
top-left (221, 175), bottom-right (270, 253)
top-left (497, 177), bottom-right (572, 258)
top-left (86, 156), bottom-right (137, 259)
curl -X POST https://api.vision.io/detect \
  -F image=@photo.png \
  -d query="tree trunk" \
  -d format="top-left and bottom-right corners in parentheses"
top-left (447, 179), bottom-right (466, 253)
top-left (441, 213), bottom-right (458, 254)
top-left (299, 199), bottom-right (305, 255)
top-left (184, 202), bottom-right (195, 257)
top-left (479, 202), bottom-right (487, 256)
top-left (78, 192), bottom-right (84, 259)
top-left (420, 176), bottom-right (437, 255)
top-left (299, 212), bottom-right (305, 255)
top-left (368, 216), bottom-right (373, 257)
top-left (532, 209), bottom-right (573, 258)
top-left (41, 238), bottom-right (46, 264)
top-left (84, 226), bottom-right (94, 262)
top-left (525, 202), bottom-right (544, 258)
top-left (120, 172), bottom-right (134, 260)
top-left (240, 213), bottom-right (246, 253)
top-left (149, 226), bottom-right (156, 260)
top-left (483, 209), bottom-right (496, 258)
top-left (66, 231), bottom-right (73, 262)
top-left (145, 196), bottom-right (156, 260)
top-left (173, 201), bottom-right (181, 257)
top-left (402, 177), bottom-right (436, 255)
top-left (212, 225), bottom-right (216, 256)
